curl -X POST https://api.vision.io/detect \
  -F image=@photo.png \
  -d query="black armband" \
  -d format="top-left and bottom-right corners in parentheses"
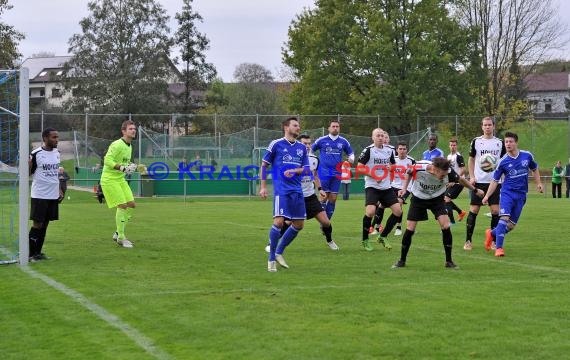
top-left (318, 187), bottom-right (323, 191)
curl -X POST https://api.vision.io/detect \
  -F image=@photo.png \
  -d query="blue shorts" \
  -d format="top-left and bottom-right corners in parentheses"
top-left (273, 192), bottom-right (306, 220)
top-left (320, 177), bottom-right (341, 194)
top-left (499, 191), bottom-right (526, 224)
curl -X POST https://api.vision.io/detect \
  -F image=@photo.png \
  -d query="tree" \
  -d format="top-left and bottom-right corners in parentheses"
top-left (173, 0), bottom-right (216, 135)
top-left (233, 63), bottom-right (274, 83)
top-left (454, 0), bottom-right (568, 115)
top-left (63, 0), bottom-right (173, 127)
top-left (0, 0), bottom-right (24, 68)
top-left (283, 0), bottom-right (482, 132)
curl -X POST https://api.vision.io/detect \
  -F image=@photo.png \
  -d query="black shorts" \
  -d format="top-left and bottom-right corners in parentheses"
top-left (470, 183), bottom-right (501, 206)
top-left (304, 194), bottom-right (324, 220)
top-left (365, 187), bottom-right (399, 208)
top-left (445, 183), bottom-right (464, 199)
top-left (407, 194), bottom-right (448, 222)
top-left (30, 198), bottom-right (59, 222)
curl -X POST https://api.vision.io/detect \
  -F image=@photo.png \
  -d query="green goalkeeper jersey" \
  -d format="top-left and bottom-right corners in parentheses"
top-left (100, 139), bottom-right (133, 183)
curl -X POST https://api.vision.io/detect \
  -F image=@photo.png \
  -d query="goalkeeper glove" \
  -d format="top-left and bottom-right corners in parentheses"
top-left (120, 163), bottom-right (137, 175)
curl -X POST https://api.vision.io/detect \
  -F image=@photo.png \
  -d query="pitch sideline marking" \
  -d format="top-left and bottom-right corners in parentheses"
top-left (21, 265), bottom-right (173, 360)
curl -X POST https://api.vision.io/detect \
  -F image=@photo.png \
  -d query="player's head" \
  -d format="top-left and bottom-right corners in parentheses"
top-left (121, 120), bottom-right (137, 141)
top-left (431, 156), bottom-right (451, 179)
top-left (42, 127), bottom-right (59, 149)
top-left (58, 166), bottom-right (64, 173)
top-left (481, 117), bottom-right (495, 136)
top-left (427, 134), bottom-right (438, 150)
top-left (282, 117), bottom-right (301, 138)
top-left (328, 120), bottom-right (340, 136)
top-left (298, 134), bottom-right (312, 151)
top-left (372, 128), bottom-right (384, 147)
top-left (449, 137), bottom-right (458, 153)
top-left (383, 131), bottom-right (390, 145)
top-left (504, 131), bottom-right (518, 152)
top-left (396, 141), bottom-right (408, 158)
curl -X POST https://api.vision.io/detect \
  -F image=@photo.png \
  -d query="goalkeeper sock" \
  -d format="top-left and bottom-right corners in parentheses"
top-left (116, 208), bottom-right (127, 239)
top-left (125, 207), bottom-right (134, 223)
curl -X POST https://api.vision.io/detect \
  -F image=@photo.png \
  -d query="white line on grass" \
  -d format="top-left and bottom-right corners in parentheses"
top-left (20, 265), bottom-right (173, 360)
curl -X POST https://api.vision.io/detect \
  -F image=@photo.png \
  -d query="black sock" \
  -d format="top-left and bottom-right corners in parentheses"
top-left (380, 214), bottom-right (399, 237)
top-left (466, 212), bottom-right (477, 242)
top-left (363, 215), bottom-right (372, 240)
top-left (323, 224), bottom-right (333, 242)
top-left (446, 204), bottom-right (455, 223)
top-left (451, 201), bottom-right (462, 213)
top-left (442, 227), bottom-right (453, 262)
top-left (374, 207), bottom-right (385, 228)
top-left (28, 227), bottom-right (42, 257)
top-left (400, 229), bottom-right (414, 262)
top-left (491, 214), bottom-right (499, 230)
top-left (37, 228), bottom-right (47, 254)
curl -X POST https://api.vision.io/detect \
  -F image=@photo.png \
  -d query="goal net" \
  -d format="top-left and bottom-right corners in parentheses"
top-left (0, 69), bottom-right (29, 265)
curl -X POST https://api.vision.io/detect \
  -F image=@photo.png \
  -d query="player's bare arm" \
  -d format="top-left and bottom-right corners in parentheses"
top-left (459, 177), bottom-right (484, 197)
top-left (259, 161), bottom-right (269, 199)
top-left (482, 180), bottom-right (499, 204)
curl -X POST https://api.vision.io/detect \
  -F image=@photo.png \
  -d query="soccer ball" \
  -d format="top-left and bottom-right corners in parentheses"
top-left (479, 153), bottom-right (498, 172)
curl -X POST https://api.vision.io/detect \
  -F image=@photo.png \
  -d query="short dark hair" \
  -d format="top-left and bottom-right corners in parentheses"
top-left (431, 157), bottom-right (450, 171)
top-left (42, 127), bottom-right (57, 139)
top-left (121, 120), bottom-right (135, 131)
top-left (282, 117), bottom-right (299, 128)
top-left (504, 131), bottom-right (518, 142)
top-left (397, 141), bottom-right (408, 148)
top-left (449, 137), bottom-right (458, 144)
top-left (298, 134), bottom-right (311, 141)
top-left (428, 134), bottom-right (438, 140)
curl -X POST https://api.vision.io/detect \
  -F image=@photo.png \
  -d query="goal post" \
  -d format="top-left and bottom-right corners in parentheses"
top-left (19, 68), bottom-right (30, 265)
top-left (0, 68), bottom-right (29, 265)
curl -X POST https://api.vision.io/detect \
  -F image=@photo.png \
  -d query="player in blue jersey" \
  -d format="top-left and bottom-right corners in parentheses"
top-left (311, 120), bottom-right (355, 220)
top-left (259, 117), bottom-right (310, 272)
top-left (482, 132), bottom-right (543, 257)
top-left (422, 134), bottom-right (444, 160)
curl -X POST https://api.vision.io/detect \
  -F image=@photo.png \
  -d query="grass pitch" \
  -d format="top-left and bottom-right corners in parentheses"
top-left (1, 189), bottom-right (569, 359)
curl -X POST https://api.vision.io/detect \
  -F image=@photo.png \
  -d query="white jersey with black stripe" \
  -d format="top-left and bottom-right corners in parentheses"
top-left (469, 136), bottom-right (506, 183)
top-left (301, 154), bottom-right (319, 197)
top-left (357, 144), bottom-right (395, 190)
top-left (410, 161), bottom-right (460, 199)
top-left (30, 147), bottom-right (61, 199)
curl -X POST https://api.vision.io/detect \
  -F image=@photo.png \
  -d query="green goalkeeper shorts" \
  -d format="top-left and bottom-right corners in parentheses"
top-left (100, 180), bottom-right (134, 208)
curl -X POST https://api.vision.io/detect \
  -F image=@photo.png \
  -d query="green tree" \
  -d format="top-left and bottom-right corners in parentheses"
top-left (63, 0), bottom-right (173, 128)
top-left (0, 0), bottom-right (24, 68)
top-left (173, 0), bottom-right (216, 134)
top-left (283, 0), bottom-right (482, 133)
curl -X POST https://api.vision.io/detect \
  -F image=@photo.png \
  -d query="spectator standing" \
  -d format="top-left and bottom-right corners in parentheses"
top-left (552, 160), bottom-right (563, 198)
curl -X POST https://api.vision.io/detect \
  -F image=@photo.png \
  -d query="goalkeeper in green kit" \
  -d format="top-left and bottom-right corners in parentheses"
top-left (101, 120), bottom-right (138, 248)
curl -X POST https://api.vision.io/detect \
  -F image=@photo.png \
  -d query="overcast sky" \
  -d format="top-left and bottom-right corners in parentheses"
top-left (6, 0), bottom-right (570, 82)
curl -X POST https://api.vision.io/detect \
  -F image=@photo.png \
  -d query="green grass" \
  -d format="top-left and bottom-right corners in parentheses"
top-left (1, 189), bottom-right (569, 359)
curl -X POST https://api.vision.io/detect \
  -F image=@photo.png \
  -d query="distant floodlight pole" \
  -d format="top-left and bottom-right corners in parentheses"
top-left (19, 68), bottom-right (30, 265)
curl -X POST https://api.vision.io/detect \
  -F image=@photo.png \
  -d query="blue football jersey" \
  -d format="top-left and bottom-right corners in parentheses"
top-left (263, 138), bottom-right (309, 195)
top-left (493, 150), bottom-right (538, 194)
top-left (422, 148), bottom-right (445, 161)
top-left (311, 135), bottom-right (354, 178)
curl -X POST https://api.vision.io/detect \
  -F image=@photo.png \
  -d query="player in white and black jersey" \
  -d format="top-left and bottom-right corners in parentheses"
top-left (390, 141), bottom-right (415, 236)
top-left (445, 138), bottom-right (468, 227)
top-left (392, 157), bottom-right (484, 269)
top-left (265, 134), bottom-right (339, 252)
top-left (28, 128), bottom-right (62, 262)
top-left (465, 117), bottom-right (506, 250)
top-left (358, 128), bottom-right (402, 251)
top-left (370, 131), bottom-right (397, 234)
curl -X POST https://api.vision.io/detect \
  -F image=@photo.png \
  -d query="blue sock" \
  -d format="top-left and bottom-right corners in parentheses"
top-left (494, 219), bottom-right (508, 249)
top-left (276, 225), bottom-right (300, 255)
top-left (268, 225), bottom-right (281, 261)
top-left (325, 201), bottom-right (336, 219)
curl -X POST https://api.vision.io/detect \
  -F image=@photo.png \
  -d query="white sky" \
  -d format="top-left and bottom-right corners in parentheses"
top-left (5, 0), bottom-right (570, 82)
